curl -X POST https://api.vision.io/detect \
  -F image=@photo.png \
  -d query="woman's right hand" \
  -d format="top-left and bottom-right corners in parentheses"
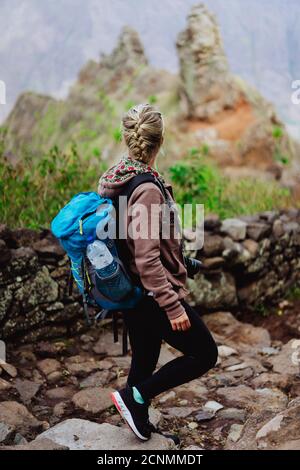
top-left (170, 312), bottom-right (191, 331)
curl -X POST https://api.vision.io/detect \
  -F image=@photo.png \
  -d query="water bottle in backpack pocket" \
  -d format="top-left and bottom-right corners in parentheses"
top-left (86, 240), bottom-right (134, 302)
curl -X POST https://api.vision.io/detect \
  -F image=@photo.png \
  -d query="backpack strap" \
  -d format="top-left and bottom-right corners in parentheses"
top-left (114, 173), bottom-right (169, 282)
top-left (119, 173), bottom-right (168, 202)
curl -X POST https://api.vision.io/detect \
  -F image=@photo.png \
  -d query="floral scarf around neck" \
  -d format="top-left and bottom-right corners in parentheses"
top-left (101, 155), bottom-right (165, 185)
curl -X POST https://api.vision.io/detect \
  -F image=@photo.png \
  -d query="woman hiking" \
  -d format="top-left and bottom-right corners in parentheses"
top-left (98, 103), bottom-right (218, 441)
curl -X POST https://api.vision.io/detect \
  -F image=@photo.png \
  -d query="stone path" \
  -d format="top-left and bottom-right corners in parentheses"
top-left (1, 312), bottom-right (300, 450)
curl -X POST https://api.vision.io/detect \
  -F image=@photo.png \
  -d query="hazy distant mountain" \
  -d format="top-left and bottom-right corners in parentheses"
top-left (1, 0), bottom-right (300, 136)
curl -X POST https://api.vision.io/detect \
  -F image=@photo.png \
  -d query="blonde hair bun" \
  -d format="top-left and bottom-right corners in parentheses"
top-left (122, 103), bottom-right (164, 164)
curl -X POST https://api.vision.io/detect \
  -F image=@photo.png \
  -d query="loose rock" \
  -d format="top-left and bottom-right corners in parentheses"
top-left (227, 423), bottom-right (243, 443)
top-left (37, 358), bottom-right (61, 377)
top-left (37, 419), bottom-right (175, 450)
top-left (0, 401), bottom-right (42, 435)
top-left (1, 362), bottom-right (17, 378)
top-left (72, 387), bottom-right (114, 414)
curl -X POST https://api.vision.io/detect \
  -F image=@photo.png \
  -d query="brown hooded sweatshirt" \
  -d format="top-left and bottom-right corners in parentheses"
top-left (98, 157), bottom-right (189, 320)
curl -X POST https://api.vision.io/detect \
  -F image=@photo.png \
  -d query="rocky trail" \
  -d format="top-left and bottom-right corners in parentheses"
top-left (1, 309), bottom-right (300, 451)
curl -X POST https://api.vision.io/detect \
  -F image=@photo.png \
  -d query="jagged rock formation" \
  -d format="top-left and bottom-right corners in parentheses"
top-left (174, 4), bottom-right (297, 191)
top-left (1, 0), bottom-right (300, 140)
top-left (100, 26), bottom-right (148, 73)
top-left (2, 26), bottom-right (176, 163)
top-left (76, 26), bottom-right (149, 95)
top-left (2, 93), bottom-right (56, 157)
top-left (176, 3), bottom-right (240, 120)
top-left (1, 4), bottom-right (298, 195)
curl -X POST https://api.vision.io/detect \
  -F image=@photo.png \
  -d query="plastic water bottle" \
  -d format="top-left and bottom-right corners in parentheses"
top-left (87, 241), bottom-right (133, 302)
top-left (87, 241), bottom-right (114, 271)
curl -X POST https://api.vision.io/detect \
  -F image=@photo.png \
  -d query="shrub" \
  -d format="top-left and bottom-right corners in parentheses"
top-left (148, 95), bottom-right (157, 104)
top-left (112, 126), bottom-right (122, 143)
top-left (0, 143), bottom-right (107, 229)
top-left (169, 148), bottom-right (293, 223)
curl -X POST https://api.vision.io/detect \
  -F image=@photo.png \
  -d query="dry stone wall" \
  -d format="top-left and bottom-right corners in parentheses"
top-left (0, 208), bottom-right (299, 343)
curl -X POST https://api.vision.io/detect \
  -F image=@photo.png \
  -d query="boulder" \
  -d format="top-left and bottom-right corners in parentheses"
top-left (188, 272), bottom-right (237, 310)
top-left (217, 385), bottom-right (288, 413)
top-left (227, 424), bottom-right (244, 443)
top-left (37, 358), bottom-right (61, 377)
top-left (0, 401), bottom-right (42, 435)
top-left (0, 422), bottom-right (14, 443)
top-left (158, 391), bottom-right (176, 404)
top-left (203, 312), bottom-right (271, 353)
top-left (218, 408), bottom-right (247, 422)
top-left (269, 339), bottom-right (300, 375)
top-left (80, 370), bottom-right (116, 388)
top-left (165, 407), bottom-right (197, 419)
top-left (37, 418), bottom-right (175, 450)
top-left (272, 219), bottom-right (285, 238)
top-left (221, 219), bottom-right (247, 241)
top-left (15, 266), bottom-right (58, 309)
top-left (0, 378), bottom-right (12, 391)
top-left (72, 387), bottom-right (114, 414)
top-left (218, 345), bottom-right (237, 358)
top-left (251, 372), bottom-right (292, 392)
top-left (92, 331), bottom-right (123, 357)
top-left (0, 362), bottom-right (17, 378)
top-left (2, 437), bottom-right (69, 450)
top-left (45, 386), bottom-right (75, 401)
top-left (66, 359), bottom-right (113, 377)
top-left (227, 398), bottom-right (300, 450)
top-left (242, 239), bottom-right (259, 256)
top-left (255, 398), bottom-right (300, 450)
top-left (33, 237), bottom-right (65, 259)
top-left (14, 379), bottom-right (41, 404)
top-left (203, 235), bottom-right (224, 257)
top-left (204, 214), bottom-right (221, 231)
top-left (209, 367), bottom-right (254, 388)
top-left (246, 222), bottom-right (271, 241)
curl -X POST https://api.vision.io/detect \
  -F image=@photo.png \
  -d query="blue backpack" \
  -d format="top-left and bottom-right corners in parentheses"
top-left (51, 174), bottom-right (167, 327)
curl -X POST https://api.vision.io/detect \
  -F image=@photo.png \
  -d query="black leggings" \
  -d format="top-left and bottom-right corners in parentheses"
top-left (123, 296), bottom-right (218, 401)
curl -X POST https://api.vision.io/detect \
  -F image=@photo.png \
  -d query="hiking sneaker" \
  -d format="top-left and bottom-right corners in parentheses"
top-left (111, 386), bottom-right (151, 441)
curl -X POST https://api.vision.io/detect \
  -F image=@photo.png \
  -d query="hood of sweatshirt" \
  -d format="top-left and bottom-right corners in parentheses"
top-left (98, 155), bottom-right (164, 199)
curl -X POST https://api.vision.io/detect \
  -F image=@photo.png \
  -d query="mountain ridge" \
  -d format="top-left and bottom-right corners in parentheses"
top-left (0, 0), bottom-right (300, 137)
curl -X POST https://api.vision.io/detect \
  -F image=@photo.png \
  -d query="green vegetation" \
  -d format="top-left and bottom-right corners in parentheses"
top-left (125, 100), bottom-right (136, 111)
top-left (272, 125), bottom-right (290, 165)
top-left (38, 102), bottom-right (62, 139)
top-left (112, 126), bottom-right (122, 143)
top-left (98, 89), bottom-right (116, 117)
top-left (169, 147), bottom-right (293, 222)
top-left (148, 95), bottom-right (157, 105)
top-left (92, 147), bottom-right (101, 157)
top-left (0, 139), bottom-right (107, 229)
top-left (0, 133), bottom-right (295, 230)
top-left (254, 303), bottom-right (268, 317)
top-left (285, 285), bottom-right (300, 302)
